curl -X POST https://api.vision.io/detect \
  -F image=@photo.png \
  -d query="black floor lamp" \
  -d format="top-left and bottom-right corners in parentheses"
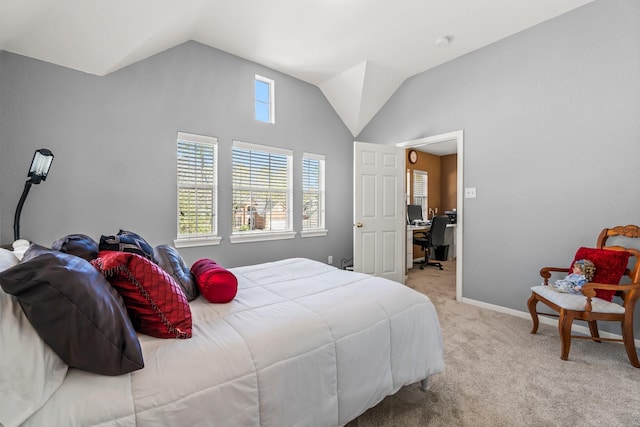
top-left (13, 148), bottom-right (54, 241)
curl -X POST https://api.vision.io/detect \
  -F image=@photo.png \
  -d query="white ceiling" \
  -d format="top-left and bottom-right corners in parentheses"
top-left (417, 140), bottom-right (458, 157)
top-left (0, 0), bottom-right (594, 136)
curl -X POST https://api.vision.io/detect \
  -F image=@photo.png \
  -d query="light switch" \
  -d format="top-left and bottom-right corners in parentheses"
top-left (464, 187), bottom-right (477, 199)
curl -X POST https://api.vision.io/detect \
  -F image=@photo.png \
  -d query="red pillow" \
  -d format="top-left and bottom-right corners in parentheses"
top-left (91, 251), bottom-right (192, 339)
top-left (191, 259), bottom-right (238, 303)
top-left (570, 247), bottom-right (631, 302)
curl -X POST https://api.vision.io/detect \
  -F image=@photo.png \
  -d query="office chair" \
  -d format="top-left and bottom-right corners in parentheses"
top-left (413, 215), bottom-right (449, 270)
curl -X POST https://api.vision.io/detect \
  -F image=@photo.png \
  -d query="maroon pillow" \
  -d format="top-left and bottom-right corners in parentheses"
top-left (191, 259), bottom-right (238, 303)
top-left (570, 247), bottom-right (631, 302)
top-left (91, 251), bottom-right (192, 339)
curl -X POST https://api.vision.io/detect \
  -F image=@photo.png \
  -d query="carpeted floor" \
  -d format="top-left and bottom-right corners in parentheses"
top-left (346, 260), bottom-right (640, 426)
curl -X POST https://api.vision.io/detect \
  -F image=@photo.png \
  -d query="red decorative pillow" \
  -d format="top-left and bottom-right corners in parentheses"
top-left (191, 259), bottom-right (238, 303)
top-left (91, 251), bottom-right (192, 339)
top-left (570, 247), bottom-right (631, 302)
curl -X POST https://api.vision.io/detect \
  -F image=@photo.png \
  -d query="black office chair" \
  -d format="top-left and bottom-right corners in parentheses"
top-left (413, 215), bottom-right (449, 270)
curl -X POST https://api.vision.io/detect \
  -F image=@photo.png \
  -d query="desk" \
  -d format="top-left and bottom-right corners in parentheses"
top-left (406, 224), bottom-right (456, 270)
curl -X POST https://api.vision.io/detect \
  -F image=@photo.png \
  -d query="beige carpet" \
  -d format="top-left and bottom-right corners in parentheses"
top-left (346, 260), bottom-right (640, 426)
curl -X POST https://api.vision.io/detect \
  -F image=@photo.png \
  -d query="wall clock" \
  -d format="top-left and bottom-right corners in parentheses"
top-left (408, 150), bottom-right (418, 164)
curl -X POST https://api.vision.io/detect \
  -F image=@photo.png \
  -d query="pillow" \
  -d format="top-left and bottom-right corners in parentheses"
top-left (91, 251), bottom-right (192, 339)
top-left (153, 244), bottom-right (198, 301)
top-left (99, 229), bottom-right (155, 262)
top-left (570, 247), bottom-right (631, 302)
top-left (0, 247), bottom-right (64, 427)
top-left (21, 242), bottom-right (55, 263)
top-left (191, 259), bottom-right (238, 303)
top-left (0, 284), bottom-right (68, 427)
top-left (0, 248), bottom-right (18, 271)
top-left (0, 251), bottom-right (144, 376)
top-left (52, 233), bottom-right (99, 262)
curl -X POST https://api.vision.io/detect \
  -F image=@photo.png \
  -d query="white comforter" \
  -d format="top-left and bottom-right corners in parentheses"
top-left (23, 258), bottom-right (444, 427)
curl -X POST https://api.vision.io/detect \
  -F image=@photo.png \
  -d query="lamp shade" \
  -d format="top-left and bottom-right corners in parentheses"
top-left (14, 149), bottom-right (55, 241)
top-left (28, 149), bottom-right (54, 184)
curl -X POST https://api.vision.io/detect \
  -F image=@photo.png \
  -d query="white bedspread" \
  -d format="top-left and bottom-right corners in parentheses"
top-left (22, 258), bottom-right (444, 427)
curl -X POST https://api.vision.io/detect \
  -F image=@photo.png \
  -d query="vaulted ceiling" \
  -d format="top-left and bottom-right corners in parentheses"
top-left (0, 0), bottom-right (594, 136)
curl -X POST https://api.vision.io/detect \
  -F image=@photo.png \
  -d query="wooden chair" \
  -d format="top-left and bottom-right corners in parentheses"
top-left (527, 225), bottom-right (640, 368)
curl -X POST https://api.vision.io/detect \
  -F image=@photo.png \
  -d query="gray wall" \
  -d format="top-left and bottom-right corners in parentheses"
top-left (358, 0), bottom-right (640, 336)
top-left (0, 41), bottom-right (355, 268)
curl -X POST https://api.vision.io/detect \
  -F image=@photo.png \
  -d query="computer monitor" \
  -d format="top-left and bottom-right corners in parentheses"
top-left (407, 204), bottom-right (423, 225)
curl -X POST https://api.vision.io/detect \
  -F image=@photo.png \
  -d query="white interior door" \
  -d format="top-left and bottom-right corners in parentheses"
top-left (353, 141), bottom-right (405, 283)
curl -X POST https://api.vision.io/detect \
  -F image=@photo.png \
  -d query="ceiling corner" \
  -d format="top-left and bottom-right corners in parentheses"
top-left (319, 61), bottom-right (404, 137)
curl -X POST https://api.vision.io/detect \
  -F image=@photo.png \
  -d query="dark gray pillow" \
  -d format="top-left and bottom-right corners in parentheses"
top-left (52, 234), bottom-right (99, 262)
top-left (153, 244), bottom-right (198, 301)
top-left (99, 229), bottom-right (155, 262)
top-left (0, 250), bottom-right (144, 376)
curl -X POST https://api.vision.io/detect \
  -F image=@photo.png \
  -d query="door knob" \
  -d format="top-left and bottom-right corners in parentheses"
top-left (356, 222), bottom-right (363, 228)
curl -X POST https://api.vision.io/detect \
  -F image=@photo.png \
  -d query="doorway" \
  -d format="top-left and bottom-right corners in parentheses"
top-left (397, 130), bottom-right (463, 301)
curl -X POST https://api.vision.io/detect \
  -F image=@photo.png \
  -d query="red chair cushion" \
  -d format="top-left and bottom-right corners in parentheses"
top-left (570, 247), bottom-right (631, 302)
top-left (191, 259), bottom-right (238, 303)
top-left (91, 251), bottom-right (192, 339)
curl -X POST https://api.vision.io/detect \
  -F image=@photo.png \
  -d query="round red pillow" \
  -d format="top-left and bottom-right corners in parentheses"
top-left (190, 259), bottom-right (238, 303)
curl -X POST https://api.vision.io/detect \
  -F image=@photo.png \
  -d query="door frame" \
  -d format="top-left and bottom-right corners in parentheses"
top-left (396, 130), bottom-right (464, 301)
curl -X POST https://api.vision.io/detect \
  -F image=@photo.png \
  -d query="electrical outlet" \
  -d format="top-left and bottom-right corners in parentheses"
top-left (328, 255), bottom-right (333, 265)
top-left (464, 187), bottom-right (477, 199)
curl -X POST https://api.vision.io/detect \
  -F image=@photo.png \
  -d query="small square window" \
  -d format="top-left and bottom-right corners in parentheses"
top-left (255, 75), bottom-right (275, 123)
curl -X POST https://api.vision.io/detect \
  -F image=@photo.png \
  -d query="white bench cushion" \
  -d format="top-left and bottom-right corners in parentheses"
top-left (531, 285), bottom-right (625, 314)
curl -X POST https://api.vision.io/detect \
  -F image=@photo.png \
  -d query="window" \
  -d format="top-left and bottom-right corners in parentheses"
top-left (255, 75), bottom-right (275, 123)
top-left (301, 153), bottom-right (327, 237)
top-left (174, 132), bottom-right (220, 248)
top-left (230, 141), bottom-right (294, 243)
top-left (413, 170), bottom-right (428, 218)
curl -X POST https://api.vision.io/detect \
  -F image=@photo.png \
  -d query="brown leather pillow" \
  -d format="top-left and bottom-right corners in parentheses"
top-left (0, 250), bottom-right (144, 375)
top-left (21, 243), bottom-right (55, 263)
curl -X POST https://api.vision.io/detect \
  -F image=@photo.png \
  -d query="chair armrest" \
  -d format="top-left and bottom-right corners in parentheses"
top-left (539, 267), bottom-right (570, 285)
top-left (581, 282), bottom-right (640, 293)
top-left (580, 282), bottom-right (640, 311)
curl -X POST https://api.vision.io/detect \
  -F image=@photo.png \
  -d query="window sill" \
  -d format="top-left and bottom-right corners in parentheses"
top-left (300, 229), bottom-right (328, 238)
top-left (229, 231), bottom-right (296, 244)
top-left (173, 236), bottom-right (222, 248)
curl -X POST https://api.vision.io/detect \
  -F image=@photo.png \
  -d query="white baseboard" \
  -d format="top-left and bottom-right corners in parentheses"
top-left (460, 297), bottom-right (640, 348)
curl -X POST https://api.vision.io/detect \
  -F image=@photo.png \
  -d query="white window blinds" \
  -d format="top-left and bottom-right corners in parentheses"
top-left (232, 141), bottom-right (292, 233)
top-left (177, 133), bottom-right (218, 239)
top-left (302, 153), bottom-right (325, 230)
top-left (413, 170), bottom-right (428, 217)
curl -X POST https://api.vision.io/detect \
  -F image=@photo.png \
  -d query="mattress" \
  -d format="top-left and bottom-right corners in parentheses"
top-left (22, 258), bottom-right (444, 427)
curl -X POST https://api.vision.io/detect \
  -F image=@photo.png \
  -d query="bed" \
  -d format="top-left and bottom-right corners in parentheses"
top-left (1, 254), bottom-right (444, 427)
